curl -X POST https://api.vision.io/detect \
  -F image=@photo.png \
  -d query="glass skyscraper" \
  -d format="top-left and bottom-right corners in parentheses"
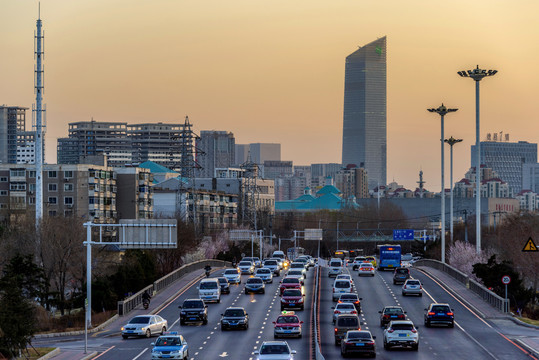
top-left (342, 37), bottom-right (387, 189)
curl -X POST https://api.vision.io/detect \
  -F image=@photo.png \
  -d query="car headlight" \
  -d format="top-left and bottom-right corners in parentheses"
top-left (141, 327), bottom-right (146, 331)
top-left (170, 350), bottom-right (181, 354)
top-left (180, 311), bottom-right (186, 315)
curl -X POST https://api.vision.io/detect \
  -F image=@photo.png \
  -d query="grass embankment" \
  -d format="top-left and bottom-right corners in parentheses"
top-left (519, 317), bottom-right (539, 326)
top-left (17, 347), bottom-right (56, 359)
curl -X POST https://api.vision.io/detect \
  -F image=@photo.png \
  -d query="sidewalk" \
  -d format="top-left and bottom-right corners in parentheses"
top-left (416, 265), bottom-right (539, 357)
top-left (40, 267), bottom-right (215, 360)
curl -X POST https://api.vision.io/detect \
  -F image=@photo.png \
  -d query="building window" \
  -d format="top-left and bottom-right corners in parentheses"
top-left (0, 203), bottom-right (7, 209)
top-left (64, 210), bottom-right (73, 217)
top-left (10, 183), bottom-right (26, 191)
top-left (10, 169), bottom-right (25, 177)
top-left (48, 171), bottom-right (57, 178)
top-left (88, 197), bottom-right (95, 205)
top-left (0, 177), bottom-right (7, 182)
top-left (48, 197), bottom-right (57, 205)
top-left (64, 183), bottom-right (74, 191)
top-left (48, 184), bottom-right (58, 192)
top-left (29, 183), bottom-right (36, 192)
top-left (64, 170), bottom-right (73, 178)
top-left (29, 197), bottom-right (35, 205)
top-left (0, 190), bottom-right (7, 196)
top-left (48, 210), bottom-right (57, 216)
top-left (64, 197), bottom-right (73, 205)
top-left (29, 171), bottom-right (36, 178)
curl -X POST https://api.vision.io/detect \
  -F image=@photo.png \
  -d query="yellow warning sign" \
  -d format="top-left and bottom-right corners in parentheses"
top-left (522, 237), bottom-right (538, 252)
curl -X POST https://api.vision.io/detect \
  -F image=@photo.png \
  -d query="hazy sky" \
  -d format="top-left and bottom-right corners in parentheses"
top-left (2, 0), bottom-right (538, 190)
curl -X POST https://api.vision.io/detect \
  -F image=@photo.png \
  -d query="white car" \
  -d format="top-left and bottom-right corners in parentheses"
top-left (336, 274), bottom-right (353, 282)
top-left (402, 279), bottom-right (422, 296)
top-left (383, 320), bottom-right (419, 351)
top-left (332, 279), bottom-right (353, 301)
top-left (328, 259), bottom-right (344, 277)
top-left (289, 262), bottom-right (307, 276)
top-left (223, 268), bottom-right (241, 284)
top-left (254, 341), bottom-right (296, 360)
top-left (358, 262), bottom-right (375, 277)
top-left (255, 268), bottom-right (274, 283)
top-left (285, 270), bottom-right (305, 285)
top-left (332, 302), bottom-right (358, 324)
top-left (352, 257), bottom-right (367, 270)
top-left (238, 261), bottom-right (255, 274)
top-left (121, 315), bottom-right (168, 339)
top-left (150, 332), bottom-right (188, 359)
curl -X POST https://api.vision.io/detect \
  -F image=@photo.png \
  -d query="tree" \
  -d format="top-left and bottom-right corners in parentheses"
top-left (448, 241), bottom-right (492, 281)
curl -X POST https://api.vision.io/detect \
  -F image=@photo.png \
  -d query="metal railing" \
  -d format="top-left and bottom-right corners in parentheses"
top-left (414, 259), bottom-right (509, 313)
top-left (118, 259), bottom-right (230, 316)
top-left (313, 264), bottom-right (325, 360)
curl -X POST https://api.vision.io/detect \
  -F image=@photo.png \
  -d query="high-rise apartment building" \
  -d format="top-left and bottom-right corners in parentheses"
top-left (471, 139), bottom-right (537, 194)
top-left (310, 163), bottom-right (342, 188)
top-left (522, 163), bottom-right (539, 194)
top-left (196, 131), bottom-right (235, 178)
top-left (342, 37), bottom-right (387, 189)
top-left (235, 143), bottom-right (281, 165)
top-left (0, 106), bottom-right (38, 164)
top-left (127, 123), bottom-right (184, 169)
top-left (335, 165), bottom-right (369, 200)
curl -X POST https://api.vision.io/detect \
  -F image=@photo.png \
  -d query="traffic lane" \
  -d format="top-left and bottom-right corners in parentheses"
top-left (411, 268), bottom-right (534, 360)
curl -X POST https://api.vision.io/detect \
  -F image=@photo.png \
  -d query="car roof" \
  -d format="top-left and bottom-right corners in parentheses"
top-left (184, 298), bottom-right (203, 302)
top-left (388, 320), bottom-right (414, 325)
top-left (429, 303), bottom-right (450, 307)
top-left (383, 306), bottom-right (403, 310)
top-left (225, 306), bottom-right (245, 311)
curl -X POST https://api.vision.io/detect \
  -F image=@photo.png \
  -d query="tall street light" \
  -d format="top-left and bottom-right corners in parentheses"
top-left (458, 66), bottom-right (498, 254)
top-left (428, 104), bottom-right (458, 263)
top-left (444, 136), bottom-right (463, 244)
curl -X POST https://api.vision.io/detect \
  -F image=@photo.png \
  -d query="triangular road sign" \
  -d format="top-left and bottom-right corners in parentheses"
top-left (522, 237), bottom-right (538, 252)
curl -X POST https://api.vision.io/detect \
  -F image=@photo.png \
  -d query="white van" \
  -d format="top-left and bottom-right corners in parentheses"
top-left (198, 278), bottom-right (221, 303)
top-left (332, 279), bottom-right (353, 301)
top-left (328, 258), bottom-right (344, 278)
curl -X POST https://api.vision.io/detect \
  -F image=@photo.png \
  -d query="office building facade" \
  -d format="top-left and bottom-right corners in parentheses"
top-left (342, 37), bottom-right (387, 189)
top-left (235, 143), bottom-right (281, 165)
top-left (522, 163), bottom-right (539, 194)
top-left (196, 131), bottom-right (235, 178)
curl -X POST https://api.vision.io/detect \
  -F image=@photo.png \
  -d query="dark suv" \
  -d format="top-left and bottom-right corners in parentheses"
top-left (424, 303), bottom-right (454, 327)
top-left (179, 299), bottom-right (208, 325)
top-left (221, 307), bottom-right (249, 330)
top-left (379, 306), bottom-right (406, 327)
top-left (392, 267), bottom-right (410, 285)
top-left (217, 277), bottom-right (230, 294)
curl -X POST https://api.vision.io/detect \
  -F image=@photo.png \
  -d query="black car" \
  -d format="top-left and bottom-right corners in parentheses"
top-left (392, 267), bottom-right (410, 285)
top-left (379, 306), bottom-right (406, 327)
top-left (245, 277), bottom-right (265, 294)
top-left (217, 277), bottom-right (230, 294)
top-left (341, 330), bottom-right (376, 357)
top-left (221, 307), bottom-right (249, 330)
top-left (179, 299), bottom-right (208, 325)
top-left (338, 293), bottom-right (362, 313)
top-left (424, 303), bottom-right (454, 327)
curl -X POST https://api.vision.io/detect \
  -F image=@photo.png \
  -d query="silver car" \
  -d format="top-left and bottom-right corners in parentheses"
top-left (254, 341), bottom-right (296, 360)
top-left (331, 302), bottom-right (358, 324)
top-left (238, 261), bottom-right (255, 274)
top-left (223, 268), bottom-right (241, 284)
top-left (255, 268), bottom-right (274, 283)
top-left (402, 279), bottom-right (422, 296)
top-left (383, 320), bottom-right (419, 350)
top-left (121, 315), bottom-right (168, 339)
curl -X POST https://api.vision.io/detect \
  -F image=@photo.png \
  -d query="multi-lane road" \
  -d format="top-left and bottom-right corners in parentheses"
top-left (34, 263), bottom-right (537, 360)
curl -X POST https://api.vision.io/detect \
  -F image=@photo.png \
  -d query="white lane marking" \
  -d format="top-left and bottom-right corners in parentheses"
top-left (131, 348), bottom-right (148, 360)
top-left (170, 316), bottom-right (181, 329)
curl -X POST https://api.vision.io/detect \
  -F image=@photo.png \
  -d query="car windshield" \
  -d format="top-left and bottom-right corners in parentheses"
top-left (288, 270), bottom-right (302, 275)
top-left (129, 316), bottom-right (150, 324)
top-left (282, 278), bottom-right (299, 284)
top-left (257, 269), bottom-right (270, 274)
top-left (348, 332), bottom-right (371, 339)
top-left (337, 317), bottom-right (359, 327)
top-left (243, 258), bottom-right (254, 262)
top-left (392, 323), bottom-right (414, 331)
top-left (182, 301), bottom-right (203, 309)
top-left (239, 262), bottom-right (251, 266)
top-left (360, 264), bottom-right (371, 268)
top-left (247, 278), bottom-right (263, 284)
top-left (396, 269), bottom-right (409, 274)
top-left (337, 304), bottom-right (355, 310)
top-left (260, 344), bottom-right (289, 355)
top-left (283, 289), bottom-right (302, 297)
top-left (218, 278), bottom-right (228, 284)
top-left (406, 280), bottom-right (420, 285)
top-left (265, 260), bottom-right (277, 265)
top-left (224, 309), bottom-right (245, 317)
top-left (200, 282), bottom-right (218, 289)
top-left (277, 316), bottom-right (298, 324)
top-left (431, 305), bottom-right (450, 312)
top-left (291, 263), bottom-right (303, 268)
top-left (340, 294), bottom-right (357, 300)
top-left (225, 269), bottom-right (238, 275)
top-left (155, 337), bottom-right (181, 346)
top-left (384, 307), bottom-right (403, 314)
top-left (366, 257), bottom-right (375, 261)
top-left (335, 281), bottom-right (351, 288)
top-left (330, 261), bottom-right (342, 267)
top-left (355, 257), bottom-right (366, 262)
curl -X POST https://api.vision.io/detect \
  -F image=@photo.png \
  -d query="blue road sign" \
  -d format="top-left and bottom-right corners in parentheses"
top-left (393, 229), bottom-right (415, 240)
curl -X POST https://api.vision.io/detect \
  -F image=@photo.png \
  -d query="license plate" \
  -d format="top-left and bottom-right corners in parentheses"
top-left (289, 304), bottom-right (295, 306)
top-left (438, 313), bottom-right (445, 315)
top-left (126, 330), bottom-right (134, 333)
top-left (356, 343), bottom-right (364, 346)
top-left (162, 356), bottom-right (170, 359)
top-left (388, 265), bottom-right (393, 267)
top-left (189, 317), bottom-right (196, 320)
top-left (399, 333), bottom-right (407, 337)
top-left (284, 330), bottom-right (291, 333)
top-left (391, 315), bottom-right (397, 318)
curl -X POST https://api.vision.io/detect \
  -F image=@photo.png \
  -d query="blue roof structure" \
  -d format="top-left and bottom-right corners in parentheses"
top-left (316, 184), bottom-right (342, 196)
top-left (275, 186), bottom-right (358, 212)
top-left (139, 161), bottom-right (177, 174)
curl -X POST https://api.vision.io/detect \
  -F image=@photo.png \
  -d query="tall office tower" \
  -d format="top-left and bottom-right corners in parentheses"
top-left (471, 137), bottom-right (537, 194)
top-left (57, 120), bottom-right (131, 167)
top-left (342, 37), bottom-right (387, 190)
top-left (263, 160), bottom-right (293, 179)
top-left (522, 163), bottom-right (539, 194)
top-left (196, 131), bottom-right (235, 177)
top-left (127, 122), bottom-right (184, 169)
top-left (0, 106), bottom-right (33, 164)
top-left (235, 144), bottom-right (249, 165)
top-left (249, 143), bottom-right (281, 164)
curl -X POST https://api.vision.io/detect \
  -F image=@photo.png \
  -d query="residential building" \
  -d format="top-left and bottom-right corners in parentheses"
top-left (471, 138), bottom-right (537, 194)
top-left (274, 175), bottom-right (309, 201)
top-left (115, 167), bottom-right (154, 219)
top-left (342, 37), bottom-right (387, 189)
top-left (455, 166), bottom-right (510, 198)
top-left (335, 165), bottom-right (369, 200)
top-left (127, 123), bottom-right (184, 169)
top-left (0, 106), bottom-right (38, 164)
top-left (196, 131), bottom-right (235, 178)
top-left (311, 163), bottom-right (342, 188)
top-left (515, 190), bottom-right (538, 212)
top-left (263, 160), bottom-right (293, 179)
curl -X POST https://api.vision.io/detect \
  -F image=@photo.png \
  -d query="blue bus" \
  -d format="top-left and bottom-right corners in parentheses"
top-left (378, 244), bottom-right (401, 270)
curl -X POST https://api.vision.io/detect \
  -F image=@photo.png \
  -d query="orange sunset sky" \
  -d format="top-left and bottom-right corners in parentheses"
top-left (1, 0), bottom-right (539, 190)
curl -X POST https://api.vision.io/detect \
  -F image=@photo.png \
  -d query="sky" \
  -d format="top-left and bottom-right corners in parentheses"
top-left (1, 0), bottom-right (539, 190)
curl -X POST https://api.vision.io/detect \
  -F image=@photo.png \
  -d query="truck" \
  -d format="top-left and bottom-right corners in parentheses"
top-left (378, 244), bottom-right (401, 271)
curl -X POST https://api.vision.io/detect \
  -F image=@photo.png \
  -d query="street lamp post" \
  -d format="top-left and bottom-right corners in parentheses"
top-left (428, 104), bottom-right (458, 263)
top-left (458, 66), bottom-right (497, 254)
top-left (444, 136), bottom-right (463, 244)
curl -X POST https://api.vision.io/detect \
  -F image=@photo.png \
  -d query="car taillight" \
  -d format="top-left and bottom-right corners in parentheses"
top-left (351, 310), bottom-right (357, 314)
top-left (411, 329), bottom-right (417, 333)
top-left (354, 301), bottom-right (360, 304)
top-left (367, 341), bottom-right (375, 345)
top-left (345, 341), bottom-right (353, 345)
top-left (398, 315), bottom-right (405, 319)
top-left (428, 312), bottom-right (435, 316)
top-left (338, 300), bottom-right (343, 303)
top-left (419, 285), bottom-right (422, 289)
top-left (334, 328), bottom-right (338, 332)
top-left (388, 329), bottom-right (394, 333)
top-left (333, 288), bottom-right (335, 292)
top-left (384, 314), bottom-right (390, 318)
top-left (334, 310), bottom-right (341, 314)
top-left (403, 285), bottom-right (407, 289)
top-left (447, 312), bottom-right (454, 316)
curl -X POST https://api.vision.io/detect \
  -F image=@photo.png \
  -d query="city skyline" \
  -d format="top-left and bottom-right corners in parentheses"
top-left (1, 1), bottom-right (539, 190)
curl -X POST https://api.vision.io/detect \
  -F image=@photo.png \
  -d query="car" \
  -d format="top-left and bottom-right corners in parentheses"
top-left (379, 306), bottom-right (406, 327)
top-left (392, 267), bottom-right (410, 285)
top-left (220, 307), bottom-right (249, 330)
top-left (178, 298), bottom-right (208, 325)
top-left (352, 256), bottom-right (367, 270)
top-left (328, 259), bottom-right (344, 277)
top-left (294, 257), bottom-right (310, 269)
top-left (341, 330), bottom-right (376, 358)
top-left (273, 311), bottom-right (303, 338)
top-left (279, 277), bottom-right (301, 295)
top-left (336, 274), bottom-right (353, 282)
top-left (198, 278), bottom-right (221, 303)
top-left (332, 279), bottom-right (353, 301)
top-left (217, 277), bottom-right (230, 294)
top-left (121, 315), bottom-right (168, 339)
top-left (263, 259), bottom-right (281, 276)
top-left (366, 256), bottom-right (377, 267)
top-left (272, 251), bottom-right (286, 266)
top-left (358, 262), bottom-right (375, 277)
top-left (383, 320), bottom-right (419, 351)
top-left (245, 277), bottom-right (265, 294)
top-left (150, 332), bottom-right (189, 360)
top-left (253, 257), bottom-right (262, 268)
top-left (254, 341), bottom-right (296, 360)
top-left (289, 262), bottom-right (307, 277)
top-left (280, 288), bottom-right (305, 310)
top-left (332, 303), bottom-right (358, 324)
top-left (424, 303), bottom-right (454, 327)
top-left (402, 279), bottom-right (422, 296)
top-left (238, 261), bottom-right (255, 274)
top-left (223, 268), bottom-right (241, 284)
top-left (255, 268), bottom-right (274, 283)
top-left (286, 269), bottom-right (305, 285)
top-left (334, 314), bottom-right (361, 345)
top-left (338, 293), bottom-right (362, 313)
